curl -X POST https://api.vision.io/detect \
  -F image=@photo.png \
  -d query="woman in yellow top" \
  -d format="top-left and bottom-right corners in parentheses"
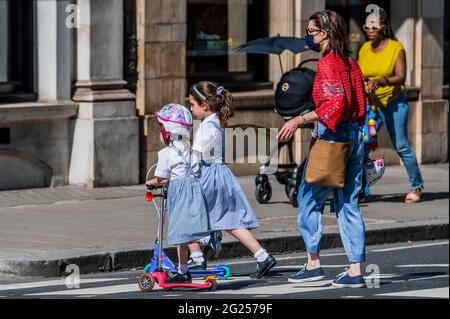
top-left (359, 7), bottom-right (423, 203)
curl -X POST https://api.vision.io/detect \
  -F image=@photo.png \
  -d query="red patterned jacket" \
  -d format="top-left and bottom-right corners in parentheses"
top-left (313, 51), bottom-right (366, 132)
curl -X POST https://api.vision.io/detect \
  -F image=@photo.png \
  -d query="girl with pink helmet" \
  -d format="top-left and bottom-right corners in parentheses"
top-left (146, 103), bottom-right (211, 284)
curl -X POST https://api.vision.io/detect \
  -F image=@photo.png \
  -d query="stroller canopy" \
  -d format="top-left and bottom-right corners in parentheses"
top-left (275, 67), bottom-right (315, 118)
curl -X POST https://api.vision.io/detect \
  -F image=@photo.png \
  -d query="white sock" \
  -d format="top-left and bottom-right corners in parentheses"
top-left (254, 248), bottom-right (269, 263)
top-left (199, 235), bottom-right (210, 246)
top-left (178, 264), bottom-right (188, 274)
top-left (190, 251), bottom-right (205, 263)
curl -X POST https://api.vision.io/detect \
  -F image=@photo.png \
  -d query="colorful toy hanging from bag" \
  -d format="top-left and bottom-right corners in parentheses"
top-left (362, 102), bottom-right (383, 151)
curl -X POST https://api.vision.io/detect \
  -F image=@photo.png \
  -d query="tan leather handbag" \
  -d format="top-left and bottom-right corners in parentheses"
top-left (305, 132), bottom-right (351, 188)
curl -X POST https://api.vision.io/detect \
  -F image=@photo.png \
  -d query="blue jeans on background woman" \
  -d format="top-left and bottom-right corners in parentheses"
top-left (298, 121), bottom-right (366, 263)
top-left (378, 94), bottom-right (424, 190)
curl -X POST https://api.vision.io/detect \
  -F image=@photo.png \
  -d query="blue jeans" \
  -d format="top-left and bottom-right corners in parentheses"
top-left (298, 122), bottom-right (366, 263)
top-left (378, 95), bottom-right (424, 190)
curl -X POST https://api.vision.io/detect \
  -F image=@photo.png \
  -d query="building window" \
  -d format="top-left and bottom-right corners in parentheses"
top-left (444, 0), bottom-right (448, 99)
top-left (187, 0), bottom-right (271, 92)
top-left (0, 0), bottom-right (37, 104)
top-left (124, 0), bottom-right (137, 94)
top-left (326, 0), bottom-right (390, 60)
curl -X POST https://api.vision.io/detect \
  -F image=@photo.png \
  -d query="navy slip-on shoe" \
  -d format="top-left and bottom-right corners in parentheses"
top-left (288, 264), bottom-right (325, 283)
top-left (332, 270), bottom-right (366, 288)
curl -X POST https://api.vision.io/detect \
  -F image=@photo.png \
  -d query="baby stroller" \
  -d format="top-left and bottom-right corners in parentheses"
top-left (255, 60), bottom-right (316, 207)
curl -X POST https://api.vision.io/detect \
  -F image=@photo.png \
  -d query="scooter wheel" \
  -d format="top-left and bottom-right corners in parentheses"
top-left (255, 183), bottom-right (272, 204)
top-left (138, 273), bottom-right (155, 292)
top-left (205, 278), bottom-right (218, 291)
top-left (217, 265), bottom-right (231, 280)
top-left (289, 187), bottom-right (298, 208)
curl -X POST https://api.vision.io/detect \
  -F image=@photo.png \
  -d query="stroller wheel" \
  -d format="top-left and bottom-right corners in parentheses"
top-left (255, 183), bottom-right (272, 204)
top-left (284, 184), bottom-right (290, 198)
top-left (288, 187), bottom-right (298, 207)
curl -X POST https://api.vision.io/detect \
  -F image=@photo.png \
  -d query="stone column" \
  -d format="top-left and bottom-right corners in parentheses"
top-left (136, 0), bottom-right (187, 182)
top-left (69, 0), bottom-right (139, 187)
top-left (36, 0), bottom-right (73, 101)
top-left (228, 0), bottom-right (247, 72)
top-left (0, 0), bottom-right (8, 82)
top-left (415, 0), bottom-right (445, 99)
top-left (390, 0), bottom-right (417, 87)
top-left (269, 0), bottom-right (296, 84)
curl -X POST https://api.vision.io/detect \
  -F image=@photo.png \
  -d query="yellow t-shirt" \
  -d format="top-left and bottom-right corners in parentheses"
top-left (358, 39), bottom-right (405, 108)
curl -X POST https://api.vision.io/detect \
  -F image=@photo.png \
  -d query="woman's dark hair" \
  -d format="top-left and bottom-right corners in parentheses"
top-left (309, 10), bottom-right (352, 68)
top-left (377, 7), bottom-right (398, 40)
top-left (189, 81), bottom-right (234, 128)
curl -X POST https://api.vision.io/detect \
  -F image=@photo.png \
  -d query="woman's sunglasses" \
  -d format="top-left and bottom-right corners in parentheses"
top-left (305, 28), bottom-right (322, 35)
top-left (363, 25), bottom-right (383, 32)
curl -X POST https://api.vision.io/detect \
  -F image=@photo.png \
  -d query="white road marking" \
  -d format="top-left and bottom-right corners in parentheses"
top-left (396, 264), bottom-right (449, 268)
top-left (224, 252), bottom-right (347, 266)
top-left (24, 277), bottom-right (251, 297)
top-left (376, 287), bottom-right (449, 299)
top-left (201, 279), bottom-right (336, 295)
top-left (0, 278), bottom-right (129, 292)
top-left (370, 241), bottom-right (449, 252)
top-left (390, 274), bottom-right (449, 283)
top-left (26, 283), bottom-right (144, 296)
top-left (275, 265), bottom-right (349, 270)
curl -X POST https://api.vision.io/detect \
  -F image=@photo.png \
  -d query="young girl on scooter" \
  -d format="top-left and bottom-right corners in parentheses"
top-left (146, 103), bottom-right (211, 284)
top-left (187, 81), bottom-right (277, 279)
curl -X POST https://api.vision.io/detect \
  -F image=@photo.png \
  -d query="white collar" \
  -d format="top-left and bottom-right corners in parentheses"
top-left (202, 113), bottom-right (218, 125)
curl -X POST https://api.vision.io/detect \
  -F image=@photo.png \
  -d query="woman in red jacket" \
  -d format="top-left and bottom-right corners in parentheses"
top-left (278, 10), bottom-right (367, 288)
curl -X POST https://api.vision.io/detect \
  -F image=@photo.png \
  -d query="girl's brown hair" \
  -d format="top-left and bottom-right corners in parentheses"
top-left (189, 81), bottom-right (234, 128)
top-left (309, 10), bottom-right (352, 68)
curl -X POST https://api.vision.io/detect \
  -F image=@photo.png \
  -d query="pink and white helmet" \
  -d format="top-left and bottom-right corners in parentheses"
top-left (155, 103), bottom-right (193, 143)
top-left (365, 157), bottom-right (385, 186)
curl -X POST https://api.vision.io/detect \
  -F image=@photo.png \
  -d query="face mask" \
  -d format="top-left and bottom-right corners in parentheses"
top-left (305, 34), bottom-right (321, 52)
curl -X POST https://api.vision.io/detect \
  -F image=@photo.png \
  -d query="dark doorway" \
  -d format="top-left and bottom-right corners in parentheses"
top-left (186, 0), bottom-right (272, 92)
top-left (0, 0), bottom-right (37, 103)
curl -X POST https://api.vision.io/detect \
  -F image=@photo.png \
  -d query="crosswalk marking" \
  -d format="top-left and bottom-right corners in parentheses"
top-left (26, 283), bottom-right (142, 296)
top-left (376, 287), bottom-right (449, 299)
top-left (201, 279), bottom-right (336, 295)
top-left (275, 265), bottom-right (349, 270)
top-left (371, 241), bottom-right (449, 252)
top-left (24, 276), bottom-right (253, 296)
top-left (0, 278), bottom-right (128, 292)
top-left (222, 252), bottom-right (346, 266)
top-left (397, 264), bottom-right (449, 268)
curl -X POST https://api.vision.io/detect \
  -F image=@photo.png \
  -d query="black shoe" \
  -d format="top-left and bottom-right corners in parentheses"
top-left (187, 258), bottom-right (207, 270)
top-left (358, 191), bottom-right (366, 203)
top-left (250, 254), bottom-right (277, 279)
top-left (209, 231), bottom-right (223, 258)
top-left (164, 272), bottom-right (192, 284)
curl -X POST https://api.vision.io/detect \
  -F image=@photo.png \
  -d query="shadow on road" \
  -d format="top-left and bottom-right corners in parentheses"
top-left (366, 192), bottom-right (449, 203)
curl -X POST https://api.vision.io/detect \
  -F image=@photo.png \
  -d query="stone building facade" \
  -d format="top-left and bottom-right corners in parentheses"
top-left (0, 0), bottom-right (448, 190)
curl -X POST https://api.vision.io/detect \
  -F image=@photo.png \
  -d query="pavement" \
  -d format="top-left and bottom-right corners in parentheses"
top-left (0, 163), bottom-right (448, 278)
